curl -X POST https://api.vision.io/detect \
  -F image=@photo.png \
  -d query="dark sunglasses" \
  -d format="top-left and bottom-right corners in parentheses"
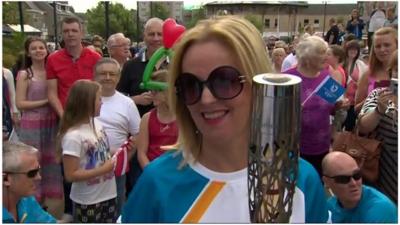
top-left (175, 66), bottom-right (246, 105)
top-left (5, 167), bottom-right (40, 178)
top-left (324, 170), bottom-right (362, 184)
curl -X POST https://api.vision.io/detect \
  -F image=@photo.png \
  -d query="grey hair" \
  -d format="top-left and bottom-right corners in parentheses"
top-left (107, 33), bottom-right (126, 49)
top-left (144, 17), bottom-right (163, 32)
top-left (296, 35), bottom-right (328, 65)
top-left (93, 57), bottom-right (121, 77)
top-left (272, 47), bottom-right (286, 56)
top-left (3, 142), bottom-right (38, 172)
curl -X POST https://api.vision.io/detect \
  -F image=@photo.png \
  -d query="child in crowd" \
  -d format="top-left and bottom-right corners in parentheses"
top-left (58, 80), bottom-right (117, 223)
top-left (137, 70), bottom-right (178, 169)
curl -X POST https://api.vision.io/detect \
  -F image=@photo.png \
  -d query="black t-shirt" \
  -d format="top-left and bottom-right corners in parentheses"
top-left (325, 25), bottom-right (340, 45)
top-left (116, 56), bottom-right (153, 116)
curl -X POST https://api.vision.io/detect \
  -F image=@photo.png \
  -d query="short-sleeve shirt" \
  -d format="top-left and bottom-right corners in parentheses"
top-left (122, 152), bottom-right (331, 223)
top-left (46, 48), bottom-right (101, 108)
top-left (284, 67), bottom-right (334, 155)
top-left (2, 196), bottom-right (56, 223)
top-left (97, 91), bottom-right (141, 153)
top-left (360, 88), bottom-right (398, 203)
top-left (62, 118), bottom-right (116, 205)
top-left (328, 185), bottom-right (397, 223)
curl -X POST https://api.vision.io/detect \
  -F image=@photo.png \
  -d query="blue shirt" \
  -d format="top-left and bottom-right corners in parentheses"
top-left (122, 151), bottom-right (330, 223)
top-left (3, 196), bottom-right (56, 223)
top-left (328, 185), bottom-right (398, 223)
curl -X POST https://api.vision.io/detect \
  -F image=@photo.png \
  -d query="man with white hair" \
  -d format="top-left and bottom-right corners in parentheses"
top-left (322, 151), bottom-right (397, 223)
top-left (107, 33), bottom-right (131, 67)
top-left (94, 58), bottom-right (140, 216)
top-left (117, 17), bottom-right (163, 116)
top-left (116, 17), bottom-right (164, 197)
top-left (3, 142), bottom-right (56, 223)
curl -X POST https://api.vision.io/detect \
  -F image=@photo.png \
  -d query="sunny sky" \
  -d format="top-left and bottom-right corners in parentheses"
top-left (69, 0), bottom-right (358, 13)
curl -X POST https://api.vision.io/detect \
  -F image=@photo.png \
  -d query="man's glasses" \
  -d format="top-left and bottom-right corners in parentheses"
top-left (175, 66), bottom-right (246, 105)
top-left (110, 44), bottom-right (129, 48)
top-left (324, 170), bottom-right (362, 184)
top-left (5, 167), bottom-right (40, 178)
top-left (98, 71), bottom-right (119, 77)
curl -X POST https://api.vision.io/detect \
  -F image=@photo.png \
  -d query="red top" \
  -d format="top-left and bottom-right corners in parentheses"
top-left (337, 65), bottom-right (346, 87)
top-left (46, 48), bottom-right (101, 108)
top-left (147, 108), bottom-right (178, 161)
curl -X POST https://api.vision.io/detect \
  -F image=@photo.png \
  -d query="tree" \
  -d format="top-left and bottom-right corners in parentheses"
top-left (3, 32), bottom-right (26, 68)
top-left (184, 5), bottom-right (206, 29)
top-left (245, 15), bottom-right (263, 33)
top-left (86, 2), bottom-right (137, 41)
top-left (2, 2), bottom-right (32, 25)
top-left (151, 2), bottom-right (170, 20)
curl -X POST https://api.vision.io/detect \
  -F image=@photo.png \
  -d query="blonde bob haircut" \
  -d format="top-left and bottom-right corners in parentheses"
top-left (369, 27), bottom-right (398, 75)
top-left (168, 16), bottom-right (272, 164)
top-left (296, 35), bottom-right (328, 67)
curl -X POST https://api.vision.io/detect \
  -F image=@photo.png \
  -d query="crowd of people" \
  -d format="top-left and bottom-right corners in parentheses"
top-left (2, 3), bottom-right (398, 223)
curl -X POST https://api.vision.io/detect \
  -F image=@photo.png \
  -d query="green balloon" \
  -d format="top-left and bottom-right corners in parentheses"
top-left (140, 47), bottom-right (172, 91)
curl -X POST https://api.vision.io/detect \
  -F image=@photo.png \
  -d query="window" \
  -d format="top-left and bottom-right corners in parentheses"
top-left (274, 18), bottom-right (278, 28)
top-left (314, 19), bottom-right (320, 28)
top-left (304, 19), bottom-right (309, 25)
top-left (265, 19), bottom-right (270, 28)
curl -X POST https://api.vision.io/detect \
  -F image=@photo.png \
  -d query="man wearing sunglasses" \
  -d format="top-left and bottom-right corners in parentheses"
top-left (3, 142), bottom-right (56, 223)
top-left (322, 151), bottom-right (397, 223)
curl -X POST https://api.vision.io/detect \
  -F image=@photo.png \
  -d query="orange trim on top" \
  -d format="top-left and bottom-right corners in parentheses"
top-left (182, 181), bottom-right (226, 223)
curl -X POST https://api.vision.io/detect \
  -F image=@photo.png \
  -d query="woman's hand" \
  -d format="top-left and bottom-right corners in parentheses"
top-left (132, 92), bottom-right (153, 106)
top-left (11, 113), bottom-right (20, 127)
top-left (376, 89), bottom-right (393, 114)
top-left (335, 97), bottom-right (351, 110)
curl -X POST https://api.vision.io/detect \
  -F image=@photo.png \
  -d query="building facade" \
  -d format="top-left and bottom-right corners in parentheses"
top-left (23, 1), bottom-right (84, 42)
top-left (138, 1), bottom-right (184, 24)
top-left (204, 1), bottom-right (358, 39)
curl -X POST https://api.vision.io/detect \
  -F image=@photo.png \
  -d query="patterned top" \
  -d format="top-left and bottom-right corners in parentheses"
top-left (285, 67), bottom-right (335, 155)
top-left (360, 88), bottom-right (398, 203)
top-left (62, 118), bottom-right (117, 205)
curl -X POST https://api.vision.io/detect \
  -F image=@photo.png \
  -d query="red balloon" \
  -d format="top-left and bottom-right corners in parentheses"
top-left (163, 18), bottom-right (185, 49)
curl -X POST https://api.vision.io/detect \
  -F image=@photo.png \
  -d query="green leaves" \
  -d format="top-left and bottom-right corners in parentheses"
top-left (2, 2), bottom-right (32, 25)
top-left (184, 5), bottom-right (206, 29)
top-left (3, 32), bottom-right (26, 68)
top-left (86, 2), bottom-right (137, 40)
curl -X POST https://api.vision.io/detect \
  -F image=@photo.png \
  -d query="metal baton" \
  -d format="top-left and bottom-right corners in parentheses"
top-left (248, 73), bottom-right (302, 223)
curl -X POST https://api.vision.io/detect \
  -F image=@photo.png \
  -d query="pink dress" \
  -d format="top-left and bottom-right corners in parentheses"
top-left (17, 69), bottom-right (63, 201)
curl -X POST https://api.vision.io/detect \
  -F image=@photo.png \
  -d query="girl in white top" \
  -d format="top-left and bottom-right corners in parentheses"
top-left (58, 80), bottom-right (117, 223)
